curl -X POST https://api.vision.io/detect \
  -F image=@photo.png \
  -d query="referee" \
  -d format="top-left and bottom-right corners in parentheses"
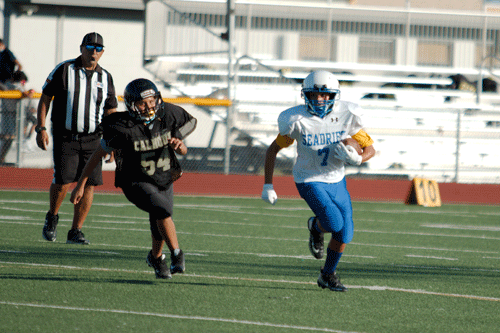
top-left (36, 32), bottom-right (117, 244)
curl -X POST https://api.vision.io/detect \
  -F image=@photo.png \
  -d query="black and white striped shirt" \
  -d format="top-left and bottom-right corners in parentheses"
top-left (42, 56), bottom-right (117, 135)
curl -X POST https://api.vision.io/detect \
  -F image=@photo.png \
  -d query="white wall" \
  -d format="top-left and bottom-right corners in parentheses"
top-left (396, 37), bottom-right (417, 66)
top-left (453, 41), bottom-right (476, 69)
top-left (5, 7), bottom-right (152, 98)
top-left (336, 35), bottom-right (359, 63)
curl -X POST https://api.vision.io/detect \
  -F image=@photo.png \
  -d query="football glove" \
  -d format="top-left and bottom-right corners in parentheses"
top-left (261, 184), bottom-right (278, 205)
top-left (333, 142), bottom-right (362, 166)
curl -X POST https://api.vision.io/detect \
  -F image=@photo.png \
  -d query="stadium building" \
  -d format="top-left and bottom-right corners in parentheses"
top-left (2, 0), bottom-right (500, 183)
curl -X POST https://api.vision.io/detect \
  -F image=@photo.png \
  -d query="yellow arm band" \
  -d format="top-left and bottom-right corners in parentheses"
top-left (275, 134), bottom-right (295, 148)
top-left (351, 130), bottom-right (374, 148)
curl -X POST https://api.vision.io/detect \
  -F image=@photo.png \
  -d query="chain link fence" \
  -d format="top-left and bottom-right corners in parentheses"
top-left (0, 94), bottom-right (45, 167)
top-left (2, 93), bottom-right (500, 184)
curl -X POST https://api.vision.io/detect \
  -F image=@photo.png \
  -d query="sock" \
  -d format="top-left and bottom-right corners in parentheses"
top-left (322, 248), bottom-right (343, 275)
top-left (173, 248), bottom-right (180, 256)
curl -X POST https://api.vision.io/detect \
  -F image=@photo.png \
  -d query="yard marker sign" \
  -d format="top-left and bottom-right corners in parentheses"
top-left (405, 177), bottom-right (442, 207)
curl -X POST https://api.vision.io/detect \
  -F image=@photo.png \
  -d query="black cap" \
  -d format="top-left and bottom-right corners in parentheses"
top-left (81, 32), bottom-right (104, 47)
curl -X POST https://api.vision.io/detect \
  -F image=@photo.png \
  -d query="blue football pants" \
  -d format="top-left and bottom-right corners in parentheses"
top-left (296, 179), bottom-right (354, 244)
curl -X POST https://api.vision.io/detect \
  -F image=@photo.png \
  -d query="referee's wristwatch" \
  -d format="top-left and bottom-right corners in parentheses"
top-left (35, 126), bottom-right (47, 134)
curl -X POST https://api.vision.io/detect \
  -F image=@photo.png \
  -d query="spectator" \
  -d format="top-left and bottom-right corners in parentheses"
top-left (0, 71), bottom-right (31, 164)
top-left (0, 39), bottom-right (22, 83)
top-left (23, 92), bottom-right (37, 149)
top-left (481, 77), bottom-right (497, 93)
top-left (449, 74), bottom-right (476, 92)
top-left (10, 70), bottom-right (36, 150)
top-left (37, 32), bottom-right (117, 245)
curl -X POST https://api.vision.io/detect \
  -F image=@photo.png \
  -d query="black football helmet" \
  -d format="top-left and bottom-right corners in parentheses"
top-left (124, 78), bottom-right (163, 124)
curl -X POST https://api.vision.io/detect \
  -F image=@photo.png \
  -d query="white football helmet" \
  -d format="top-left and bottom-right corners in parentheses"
top-left (301, 70), bottom-right (341, 118)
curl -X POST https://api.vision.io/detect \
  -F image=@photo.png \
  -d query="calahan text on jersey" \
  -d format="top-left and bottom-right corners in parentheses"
top-left (134, 131), bottom-right (172, 152)
top-left (302, 131), bottom-right (345, 147)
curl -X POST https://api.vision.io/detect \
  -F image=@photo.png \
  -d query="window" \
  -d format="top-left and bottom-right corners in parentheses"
top-left (358, 39), bottom-right (395, 64)
top-left (475, 43), bottom-right (500, 68)
top-left (299, 36), bottom-right (334, 61)
top-left (418, 41), bottom-right (452, 66)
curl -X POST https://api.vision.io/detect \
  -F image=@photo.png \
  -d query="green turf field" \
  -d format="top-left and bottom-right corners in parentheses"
top-left (0, 190), bottom-right (499, 332)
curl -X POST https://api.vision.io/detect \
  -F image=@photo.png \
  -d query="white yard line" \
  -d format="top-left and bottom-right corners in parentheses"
top-left (422, 224), bottom-right (500, 231)
top-left (1, 261), bottom-right (499, 303)
top-left (3, 215), bottom-right (500, 243)
top-left (1, 218), bottom-right (500, 256)
top-left (354, 229), bottom-right (500, 241)
top-left (405, 254), bottom-right (458, 261)
top-left (0, 301), bottom-right (360, 333)
top-left (349, 242), bottom-right (500, 255)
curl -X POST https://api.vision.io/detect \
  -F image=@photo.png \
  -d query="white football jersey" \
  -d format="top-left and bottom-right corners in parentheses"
top-left (278, 100), bottom-right (365, 184)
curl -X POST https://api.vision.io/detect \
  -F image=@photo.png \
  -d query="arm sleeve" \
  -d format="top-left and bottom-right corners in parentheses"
top-left (177, 117), bottom-right (197, 139)
top-left (170, 104), bottom-right (197, 139)
top-left (42, 60), bottom-right (75, 97)
top-left (104, 72), bottom-right (118, 110)
top-left (277, 108), bottom-right (303, 141)
top-left (101, 116), bottom-right (122, 151)
top-left (41, 65), bottom-right (64, 98)
top-left (351, 129), bottom-right (374, 148)
top-left (275, 133), bottom-right (295, 148)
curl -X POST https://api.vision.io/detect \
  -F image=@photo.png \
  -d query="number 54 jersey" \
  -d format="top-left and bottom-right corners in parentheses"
top-left (278, 100), bottom-right (366, 184)
top-left (101, 103), bottom-right (197, 189)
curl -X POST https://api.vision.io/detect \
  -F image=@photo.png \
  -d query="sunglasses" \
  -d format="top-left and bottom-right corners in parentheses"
top-left (85, 45), bottom-right (103, 52)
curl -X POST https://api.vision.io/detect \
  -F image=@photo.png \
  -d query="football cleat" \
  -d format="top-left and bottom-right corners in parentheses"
top-left (42, 212), bottom-right (59, 242)
top-left (66, 229), bottom-right (90, 245)
top-left (170, 249), bottom-right (185, 274)
top-left (307, 217), bottom-right (324, 259)
top-left (317, 270), bottom-right (348, 292)
top-left (146, 251), bottom-right (172, 279)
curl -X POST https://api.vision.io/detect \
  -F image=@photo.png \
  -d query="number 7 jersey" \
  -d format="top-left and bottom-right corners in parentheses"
top-left (277, 100), bottom-right (366, 184)
top-left (101, 103), bottom-right (197, 189)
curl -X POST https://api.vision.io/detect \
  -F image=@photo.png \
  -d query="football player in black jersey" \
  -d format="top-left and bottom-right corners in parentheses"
top-left (71, 78), bottom-right (197, 279)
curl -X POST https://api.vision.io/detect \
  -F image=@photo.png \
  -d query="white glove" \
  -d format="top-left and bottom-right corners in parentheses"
top-left (261, 184), bottom-right (278, 205)
top-left (333, 142), bottom-right (362, 166)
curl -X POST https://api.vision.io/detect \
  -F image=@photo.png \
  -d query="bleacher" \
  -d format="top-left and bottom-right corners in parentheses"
top-left (133, 0), bottom-right (500, 183)
top-left (154, 57), bottom-right (500, 183)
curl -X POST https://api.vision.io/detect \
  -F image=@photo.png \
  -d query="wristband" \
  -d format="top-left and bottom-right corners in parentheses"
top-left (35, 126), bottom-right (47, 133)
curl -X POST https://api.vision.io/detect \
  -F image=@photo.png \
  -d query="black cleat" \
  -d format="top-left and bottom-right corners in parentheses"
top-left (147, 251), bottom-right (172, 279)
top-left (308, 217), bottom-right (324, 259)
top-left (170, 249), bottom-right (185, 275)
top-left (317, 270), bottom-right (348, 292)
top-left (42, 212), bottom-right (59, 242)
top-left (66, 229), bottom-right (90, 245)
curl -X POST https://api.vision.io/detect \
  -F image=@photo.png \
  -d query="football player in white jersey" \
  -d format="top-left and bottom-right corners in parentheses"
top-left (262, 70), bottom-right (376, 291)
